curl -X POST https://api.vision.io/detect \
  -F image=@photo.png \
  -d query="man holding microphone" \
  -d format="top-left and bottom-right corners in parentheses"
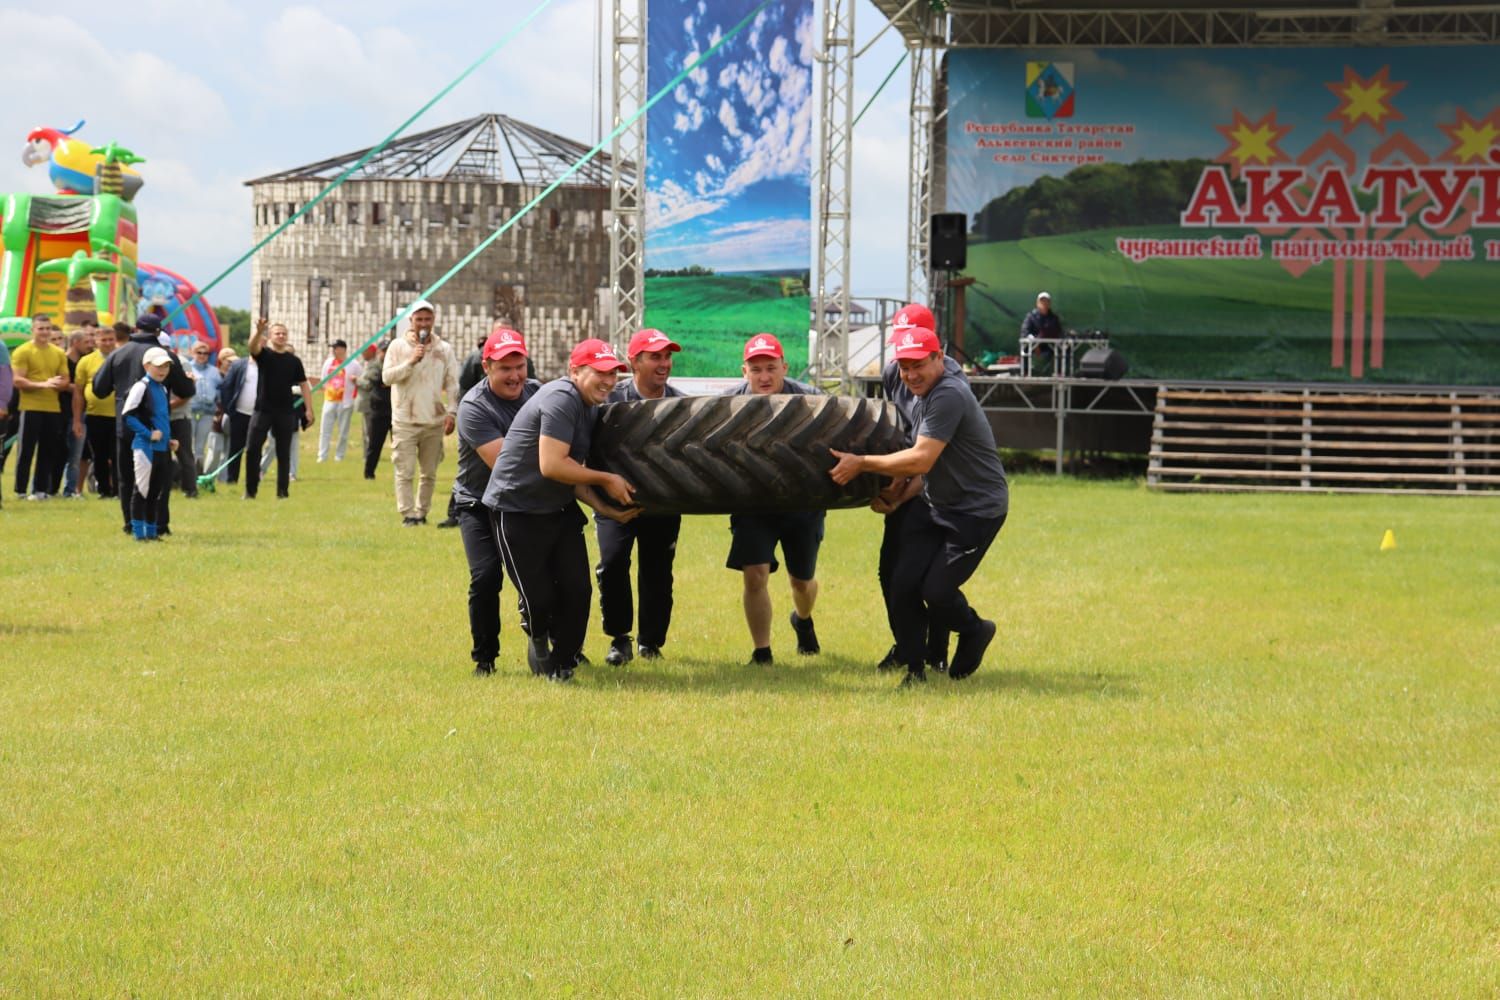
top-left (382, 300), bottom-right (460, 526)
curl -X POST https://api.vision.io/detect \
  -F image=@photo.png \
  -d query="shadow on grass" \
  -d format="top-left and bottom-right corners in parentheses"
top-left (0, 622), bottom-right (76, 636)
top-left (571, 654), bottom-right (1139, 700)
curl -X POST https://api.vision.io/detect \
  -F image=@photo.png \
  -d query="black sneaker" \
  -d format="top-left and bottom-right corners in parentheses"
top-left (637, 644), bottom-right (662, 661)
top-left (876, 644), bottom-right (901, 672)
top-left (948, 619), bottom-right (996, 681)
top-left (417, 516), bottom-right (428, 525)
top-left (437, 517), bottom-right (459, 529)
top-left (473, 661), bottom-right (495, 677)
top-left (790, 612), bottom-right (820, 655)
top-left (527, 633), bottom-right (551, 676)
top-left (547, 665), bottom-right (575, 683)
top-left (899, 667), bottom-right (927, 688)
top-left (749, 647), bottom-right (773, 666)
top-left (401, 517), bottom-right (420, 527)
top-left (605, 635), bottom-right (634, 667)
top-left (928, 659), bottom-right (949, 674)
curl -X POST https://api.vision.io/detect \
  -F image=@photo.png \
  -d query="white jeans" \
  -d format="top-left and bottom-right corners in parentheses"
top-left (318, 404), bottom-right (354, 461)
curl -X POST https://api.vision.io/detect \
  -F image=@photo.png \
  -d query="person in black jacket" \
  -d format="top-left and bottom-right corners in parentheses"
top-left (92, 314), bottom-right (194, 535)
top-left (359, 337), bottom-right (393, 480)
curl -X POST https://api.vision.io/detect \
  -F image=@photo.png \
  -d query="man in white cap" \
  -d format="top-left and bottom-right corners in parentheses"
top-left (382, 299), bottom-right (460, 526)
top-left (1020, 291), bottom-right (1063, 374)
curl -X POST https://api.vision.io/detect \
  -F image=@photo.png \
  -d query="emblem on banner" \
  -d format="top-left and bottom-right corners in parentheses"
top-left (1026, 62), bottom-right (1075, 120)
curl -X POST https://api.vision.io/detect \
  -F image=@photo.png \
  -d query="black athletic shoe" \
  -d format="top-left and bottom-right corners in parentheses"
top-left (417, 516), bottom-right (428, 525)
top-left (473, 660), bottom-right (495, 677)
top-left (637, 644), bottom-right (662, 661)
top-left (605, 635), bottom-right (634, 667)
top-left (401, 517), bottom-right (420, 527)
top-left (547, 665), bottom-right (575, 683)
top-left (899, 667), bottom-right (927, 688)
top-left (527, 633), bottom-right (551, 676)
top-left (436, 517), bottom-right (459, 529)
top-left (790, 612), bottom-right (820, 655)
top-left (928, 659), bottom-right (949, 674)
top-left (121, 524), bottom-right (132, 534)
top-left (876, 644), bottom-right (901, 672)
top-left (948, 619), bottom-right (996, 681)
top-left (157, 527), bottom-right (171, 538)
top-left (750, 647), bottom-right (773, 666)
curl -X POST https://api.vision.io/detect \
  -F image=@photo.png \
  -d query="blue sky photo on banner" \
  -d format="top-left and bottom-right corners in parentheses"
top-left (645, 0), bottom-right (813, 376)
top-left (946, 48), bottom-right (1500, 385)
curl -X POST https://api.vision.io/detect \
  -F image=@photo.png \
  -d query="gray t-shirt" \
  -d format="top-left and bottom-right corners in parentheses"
top-left (483, 379), bottom-right (596, 513)
top-left (883, 356), bottom-right (967, 443)
top-left (608, 379), bottom-right (684, 403)
top-left (915, 373), bottom-right (1008, 519)
top-left (454, 377), bottom-right (541, 507)
top-left (720, 377), bottom-right (820, 396)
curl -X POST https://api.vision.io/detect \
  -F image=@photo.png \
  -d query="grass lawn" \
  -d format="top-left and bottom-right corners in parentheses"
top-left (2, 431), bottom-right (1497, 995)
top-left (644, 275), bottom-right (809, 377)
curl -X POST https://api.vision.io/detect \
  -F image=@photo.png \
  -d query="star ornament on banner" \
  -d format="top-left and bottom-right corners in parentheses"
top-left (1214, 109), bottom-right (1293, 177)
top-left (1437, 108), bottom-right (1500, 164)
top-left (1325, 66), bottom-right (1407, 134)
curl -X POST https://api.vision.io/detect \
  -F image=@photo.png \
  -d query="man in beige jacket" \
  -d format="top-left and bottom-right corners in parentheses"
top-left (381, 300), bottom-right (460, 525)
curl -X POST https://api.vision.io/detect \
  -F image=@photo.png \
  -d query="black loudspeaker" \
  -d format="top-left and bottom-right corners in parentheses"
top-left (930, 213), bottom-right (968, 270)
top-left (1078, 347), bottom-right (1129, 380)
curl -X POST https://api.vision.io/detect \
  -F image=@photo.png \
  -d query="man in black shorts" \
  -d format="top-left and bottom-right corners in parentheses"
top-left (830, 326), bottom-right (1008, 686)
top-left (483, 338), bottom-right (639, 682)
top-left (454, 327), bottom-right (541, 676)
top-left (722, 333), bottom-right (824, 665)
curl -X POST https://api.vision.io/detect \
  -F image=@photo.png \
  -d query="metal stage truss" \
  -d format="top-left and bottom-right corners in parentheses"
top-left (609, 0), bottom-right (647, 343)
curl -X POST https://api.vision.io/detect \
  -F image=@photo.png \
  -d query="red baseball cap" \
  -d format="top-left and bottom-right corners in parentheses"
top-left (743, 333), bottom-right (784, 360)
top-left (568, 338), bottom-right (628, 372)
top-left (889, 303), bottom-right (935, 342)
top-left (627, 328), bottom-right (681, 358)
top-left (891, 327), bottom-right (942, 361)
top-left (482, 327), bottom-right (528, 360)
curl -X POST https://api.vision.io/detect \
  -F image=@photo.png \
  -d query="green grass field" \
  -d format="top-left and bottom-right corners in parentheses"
top-left (2, 431), bottom-right (1498, 994)
top-left (644, 275), bottom-right (809, 377)
top-left (963, 226), bottom-right (1500, 384)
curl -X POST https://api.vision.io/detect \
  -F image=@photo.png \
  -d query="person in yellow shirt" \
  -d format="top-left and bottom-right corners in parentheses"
top-left (10, 314), bottom-right (70, 499)
top-left (73, 323), bottom-right (119, 497)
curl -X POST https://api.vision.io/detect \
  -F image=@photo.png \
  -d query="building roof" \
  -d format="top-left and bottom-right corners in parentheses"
top-left (246, 114), bottom-right (635, 187)
top-left (873, 0), bottom-right (1500, 46)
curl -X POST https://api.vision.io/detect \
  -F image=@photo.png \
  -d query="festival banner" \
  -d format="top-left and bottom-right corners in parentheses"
top-left (946, 48), bottom-right (1500, 384)
top-left (644, 0), bottom-right (813, 376)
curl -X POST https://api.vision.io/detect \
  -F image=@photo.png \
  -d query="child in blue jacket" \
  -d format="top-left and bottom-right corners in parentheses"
top-left (121, 347), bottom-right (174, 541)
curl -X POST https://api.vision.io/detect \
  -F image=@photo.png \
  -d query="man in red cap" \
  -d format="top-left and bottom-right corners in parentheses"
top-left (596, 329), bottom-right (686, 667)
top-left (483, 338), bottom-right (639, 681)
top-left (829, 326), bottom-right (1008, 686)
top-left (721, 333), bottom-right (825, 665)
top-left (452, 326), bottom-right (542, 676)
top-left (872, 303), bottom-right (969, 675)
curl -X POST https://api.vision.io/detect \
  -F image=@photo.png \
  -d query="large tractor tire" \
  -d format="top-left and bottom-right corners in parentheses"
top-left (592, 394), bottom-right (910, 515)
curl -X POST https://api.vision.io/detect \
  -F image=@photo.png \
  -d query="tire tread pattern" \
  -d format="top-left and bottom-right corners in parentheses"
top-left (593, 394), bottom-right (909, 515)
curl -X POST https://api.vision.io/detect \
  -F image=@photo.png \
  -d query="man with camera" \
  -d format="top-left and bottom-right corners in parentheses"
top-left (381, 300), bottom-right (460, 526)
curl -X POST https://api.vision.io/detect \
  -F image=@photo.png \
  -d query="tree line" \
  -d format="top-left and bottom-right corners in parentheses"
top-left (970, 158), bottom-right (1240, 242)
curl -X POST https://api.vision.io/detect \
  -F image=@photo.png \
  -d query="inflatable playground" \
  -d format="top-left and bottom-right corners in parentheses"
top-left (1, 121), bottom-right (222, 352)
